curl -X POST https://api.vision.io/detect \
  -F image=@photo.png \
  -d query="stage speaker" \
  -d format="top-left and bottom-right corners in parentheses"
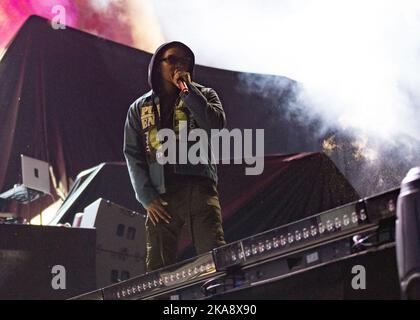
top-left (396, 167), bottom-right (420, 299)
top-left (0, 224), bottom-right (95, 299)
top-left (80, 198), bottom-right (147, 288)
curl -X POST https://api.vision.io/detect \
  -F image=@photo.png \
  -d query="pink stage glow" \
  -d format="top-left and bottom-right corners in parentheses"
top-left (0, 0), bottom-right (78, 49)
top-left (0, 0), bottom-right (159, 53)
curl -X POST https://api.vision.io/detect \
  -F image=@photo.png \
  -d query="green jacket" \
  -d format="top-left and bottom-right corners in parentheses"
top-left (123, 42), bottom-right (226, 209)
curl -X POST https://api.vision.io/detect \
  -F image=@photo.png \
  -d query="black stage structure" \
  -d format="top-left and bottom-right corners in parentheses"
top-left (0, 16), bottom-right (413, 300)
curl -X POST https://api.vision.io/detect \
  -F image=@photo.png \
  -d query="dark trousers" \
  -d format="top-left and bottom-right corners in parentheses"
top-left (145, 177), bottom-right (226, 272)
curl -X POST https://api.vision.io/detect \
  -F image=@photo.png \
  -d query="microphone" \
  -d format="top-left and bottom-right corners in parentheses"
top-left (177, 80), bottom-right (189, 94)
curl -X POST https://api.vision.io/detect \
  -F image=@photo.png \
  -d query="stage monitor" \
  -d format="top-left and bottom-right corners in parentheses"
top-left (50, 162), bottom-right (142, 225)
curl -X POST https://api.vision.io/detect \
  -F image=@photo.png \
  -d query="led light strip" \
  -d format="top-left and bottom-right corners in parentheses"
top-left (214, 201), bottom-right (370, 269)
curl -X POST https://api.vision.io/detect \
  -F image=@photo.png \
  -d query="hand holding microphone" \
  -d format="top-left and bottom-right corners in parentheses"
top-left (173, 70), bottom-right (191, 93)
top-left (177, 80), bottom-right (189, 93)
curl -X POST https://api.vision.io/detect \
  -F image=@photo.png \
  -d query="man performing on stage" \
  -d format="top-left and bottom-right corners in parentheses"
top-left (124, 41), bottom-right (226, 271)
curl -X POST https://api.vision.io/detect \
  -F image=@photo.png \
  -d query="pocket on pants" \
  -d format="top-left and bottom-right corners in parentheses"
top-left (197, 183), bottom-right (220, 208)
top-left (206, 195), bottom-right (221, 210)
top-left (198, 182), bottom-right (218, 196)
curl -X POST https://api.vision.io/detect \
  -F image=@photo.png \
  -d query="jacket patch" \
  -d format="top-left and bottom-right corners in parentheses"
top-left (141, 105), bottom-right (155, 129)
top-left (149, 128), bottom-right (161, 150)
top-left (174, 100), bottom-right (188, 134)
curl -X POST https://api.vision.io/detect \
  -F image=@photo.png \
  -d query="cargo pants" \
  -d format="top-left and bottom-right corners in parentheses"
top-left (145, 176), bottom-right (226, 272)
